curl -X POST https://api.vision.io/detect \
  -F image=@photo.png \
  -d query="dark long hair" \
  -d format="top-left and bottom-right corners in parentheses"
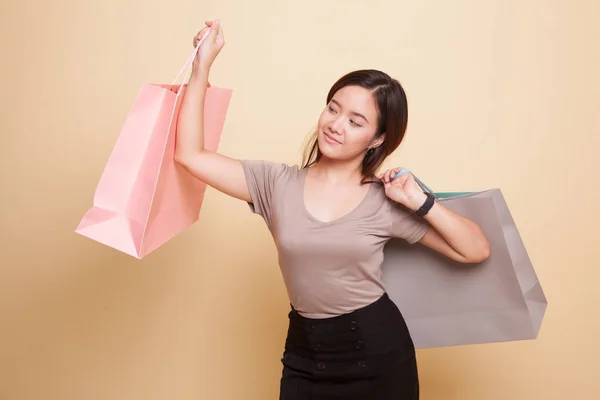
top-left (301, 69), bottom-right (409, 184)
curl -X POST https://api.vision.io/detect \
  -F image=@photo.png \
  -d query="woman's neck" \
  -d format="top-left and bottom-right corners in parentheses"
top-left (310, 156), bottom-right (364, 186)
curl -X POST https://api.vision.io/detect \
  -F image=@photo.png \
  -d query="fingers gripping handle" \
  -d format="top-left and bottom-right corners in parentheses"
top-left (171, 28), bottom-right (212, 90)
top-left (393, 168), bottom-right (438, 199)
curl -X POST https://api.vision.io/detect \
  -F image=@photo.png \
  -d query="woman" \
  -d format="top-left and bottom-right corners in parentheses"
top-left (175, 20), bottom-right (491, 400)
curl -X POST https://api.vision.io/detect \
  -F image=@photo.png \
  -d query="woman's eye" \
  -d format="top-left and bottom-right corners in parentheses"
top-left (328, 106), bottom-right (336, 113)
top-left (350, 119), bottom-right (361, 127)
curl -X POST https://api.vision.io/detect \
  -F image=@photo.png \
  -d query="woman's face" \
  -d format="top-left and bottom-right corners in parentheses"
top-left (317, 85), bottom-right (384, 162)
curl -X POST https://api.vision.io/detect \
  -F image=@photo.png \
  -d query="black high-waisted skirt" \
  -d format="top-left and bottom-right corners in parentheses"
top-left (279, 292), bottom-right (419, 400)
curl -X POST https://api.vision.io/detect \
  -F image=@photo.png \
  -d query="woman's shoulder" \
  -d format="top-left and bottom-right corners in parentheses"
top-left (240, 159), bottom-right (303, 183)
top-left (365, 180), bottom-right (429, 242)
top-left (367, 180), bottom-right (414, 216)
top-left (366, 179), bottom-right (388, 204)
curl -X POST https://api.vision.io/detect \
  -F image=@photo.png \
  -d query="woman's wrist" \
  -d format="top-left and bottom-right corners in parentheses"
top-left (191, 62), bottom-right (211, 80)
top-left (413, 192), bottom-right (436, 217)
top-left (405, 192), bottom-right (428, 212)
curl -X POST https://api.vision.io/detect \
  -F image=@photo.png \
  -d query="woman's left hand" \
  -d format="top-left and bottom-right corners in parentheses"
top-left (379, 168), bottom-right (428, 212)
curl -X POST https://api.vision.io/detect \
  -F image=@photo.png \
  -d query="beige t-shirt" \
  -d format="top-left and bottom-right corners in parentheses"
top-left (241, 159), bottom-right (430, 318)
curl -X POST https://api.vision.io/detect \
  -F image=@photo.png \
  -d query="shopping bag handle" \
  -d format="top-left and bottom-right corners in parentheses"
top-left (170, 28), bottom-right (212, 92)
top-left (393, 169), bottom-right (438, 199)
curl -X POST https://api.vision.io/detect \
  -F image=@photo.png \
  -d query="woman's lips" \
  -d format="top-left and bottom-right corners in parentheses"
top-left (324, 133), bottom-right (342, 144)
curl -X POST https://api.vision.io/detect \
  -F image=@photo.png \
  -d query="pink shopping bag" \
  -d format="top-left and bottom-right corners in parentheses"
top-left (76, 33), bottom-right (232, 259)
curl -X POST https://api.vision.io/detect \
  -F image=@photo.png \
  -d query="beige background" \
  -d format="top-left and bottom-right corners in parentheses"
top-left (1, 0), bottom-right (599, 399)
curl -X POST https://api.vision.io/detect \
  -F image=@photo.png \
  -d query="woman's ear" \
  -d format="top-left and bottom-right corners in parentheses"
top-left (371, 133), bottom-right (386, 149)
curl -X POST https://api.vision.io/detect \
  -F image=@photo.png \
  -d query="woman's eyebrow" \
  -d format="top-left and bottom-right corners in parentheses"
top-left (331, 99), bottom-right (369, 123)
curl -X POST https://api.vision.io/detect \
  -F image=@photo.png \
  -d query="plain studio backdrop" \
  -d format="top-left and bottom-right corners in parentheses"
top-left (1, 0), bottom-right (599, 399)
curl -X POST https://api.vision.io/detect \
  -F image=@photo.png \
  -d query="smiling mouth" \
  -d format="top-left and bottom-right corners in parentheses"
top-left (324, 133), bottom-right (342, 144)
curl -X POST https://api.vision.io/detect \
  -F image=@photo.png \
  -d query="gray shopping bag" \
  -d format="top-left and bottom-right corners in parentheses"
top-left (382, 172), bottom-right (547, 349)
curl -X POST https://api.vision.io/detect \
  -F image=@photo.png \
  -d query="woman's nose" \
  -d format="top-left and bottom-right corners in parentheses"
top-left (329, 117), bottom-right (343, 133)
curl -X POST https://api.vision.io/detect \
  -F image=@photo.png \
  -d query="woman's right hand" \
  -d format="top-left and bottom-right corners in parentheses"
top-left (192, 20), bottom-right (225, 72)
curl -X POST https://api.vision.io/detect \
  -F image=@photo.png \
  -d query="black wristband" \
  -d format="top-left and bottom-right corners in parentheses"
top-left (414, 192), bottom-right (435, 217)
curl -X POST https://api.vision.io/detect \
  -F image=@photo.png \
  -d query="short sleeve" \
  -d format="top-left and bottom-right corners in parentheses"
top-left (240, 159), bottom-right (287, 226)
top-left (388, 201), bottom-right (430, 244)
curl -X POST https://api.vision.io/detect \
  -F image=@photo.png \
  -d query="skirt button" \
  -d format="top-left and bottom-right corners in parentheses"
top-left (316, 362), bottom-right (326, 370)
